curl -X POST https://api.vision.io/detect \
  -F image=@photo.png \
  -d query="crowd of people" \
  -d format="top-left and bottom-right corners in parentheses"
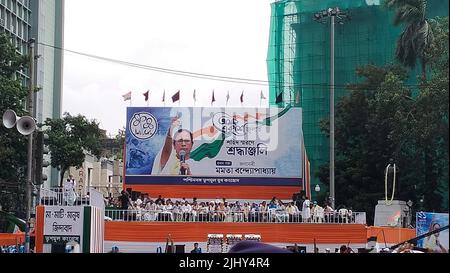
top-left (105, 191), bottom-right (356, 224)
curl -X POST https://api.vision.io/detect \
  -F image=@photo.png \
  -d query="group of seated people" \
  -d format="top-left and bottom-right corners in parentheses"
top-left (107, 194), bottom-right (355, 224)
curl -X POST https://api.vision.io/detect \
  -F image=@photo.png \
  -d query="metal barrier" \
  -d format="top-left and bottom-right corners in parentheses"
top-left (104, 209), bottom-right (366, 224)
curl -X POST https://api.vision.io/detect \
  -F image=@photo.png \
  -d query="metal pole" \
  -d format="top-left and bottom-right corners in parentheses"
top-left (25, 38), bottom-right (35, 253)
top-left (329, 14), bottom-right (335, 209)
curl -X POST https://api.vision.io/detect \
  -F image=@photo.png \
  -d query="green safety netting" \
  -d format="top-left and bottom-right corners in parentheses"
top-left (266, 0), bottom-right (449, 188)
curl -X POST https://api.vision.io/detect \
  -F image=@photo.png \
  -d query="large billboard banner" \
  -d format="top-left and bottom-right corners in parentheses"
top-left (125, 107), bottom-right (302, 186)
top-left (416, 212), bottom-right (449, 253)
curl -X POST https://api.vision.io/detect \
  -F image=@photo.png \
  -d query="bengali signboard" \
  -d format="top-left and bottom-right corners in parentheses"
top-left (125, 107), bottom-right (303, 186)
top-left (43, 206), bottom-right (84, 246)
top-left (416, 212), bottom-right (449, 253)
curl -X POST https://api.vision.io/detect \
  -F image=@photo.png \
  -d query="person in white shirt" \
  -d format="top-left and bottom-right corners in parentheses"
top-left (143, 200), bottom-right (156, 221)
top-left (181, 201), bottom-right (192, 221)
top-left (172, 201), bottom-right (182, 221)
top-left (312, 202), bottom-right (324, 223)
top-left (208, 202), bottom-right (216, 221)
top-left (338, 207), bottom-right (349, 223)
top-left (63, 175), bottom-right (77, 206)
top-left (423, 222), bottom-right (448, 253)
top-left (243, 203), bottom-right (250, 222)
top-left (198, 202), bottom-right (209, 222)
top-left (324, 204), bottom-right (335, 223)
top-left (275, 200), bottom-right (289, 222)
top-left (135, 196), bottom-right (143, 208)
top-left (152, 117), bottom-right (197, 175)
top-left (191, 202), bottom-right (199, 221)
top-left (301, 197), bottom-right (311, 223)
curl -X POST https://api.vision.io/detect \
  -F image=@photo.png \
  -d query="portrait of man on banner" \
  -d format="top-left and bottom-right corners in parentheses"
top-left (152, 116), bottom-right (196, 175)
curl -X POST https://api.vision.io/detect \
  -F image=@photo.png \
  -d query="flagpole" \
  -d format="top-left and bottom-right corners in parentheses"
top-left (193, 89), bottom-right (196, 107)
top-left (163, 89), bottom-right (166, 107)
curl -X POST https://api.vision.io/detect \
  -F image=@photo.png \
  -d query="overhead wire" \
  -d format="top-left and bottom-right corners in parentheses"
top-left (38, 42), bottom-right (442, 92)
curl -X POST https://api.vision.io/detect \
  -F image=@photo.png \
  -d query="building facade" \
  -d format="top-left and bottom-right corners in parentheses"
top-left (267, 0), bottom-right (449, 199)
top-left (1, 0), bottom-right (64, 187)
top-left (69, 155), bottom-right (123, 199)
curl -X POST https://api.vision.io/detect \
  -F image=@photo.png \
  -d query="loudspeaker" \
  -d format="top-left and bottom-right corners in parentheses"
top-left (16, 116), bottom-right (36, 135)
top-left (2, 109), bottom-right (18, 129)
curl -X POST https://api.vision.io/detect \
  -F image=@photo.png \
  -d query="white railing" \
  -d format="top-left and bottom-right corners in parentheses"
top-left (40, 187), bottom-right (90, 206)
top-left (104, 209), bottom-right (366, 224)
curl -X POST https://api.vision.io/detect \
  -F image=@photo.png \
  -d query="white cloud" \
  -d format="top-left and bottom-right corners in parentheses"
top-left (63, 0), bottom-right (273, 136)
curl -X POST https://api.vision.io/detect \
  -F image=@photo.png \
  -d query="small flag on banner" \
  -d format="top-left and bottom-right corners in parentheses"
top-left (226, 91), bottom-right (230, 105)
top-left (211, 90), bottom-right (216, 105)
top-left (172, 90), bottom-right (180, 103)
top-left (193, 89), bottom-right (197, 102)
top-left (122, 91), bottom-right (132, 101)
top-left (275, 92), bottom-right (283, 104)
top-left (240, 91), bottom-right (244, 104)
top-left (260, 90), bottom-right (267, 100)
top-left (162, 90), bottom-right (166, 102)
top-left (143, 90), bottom-right (149, 102)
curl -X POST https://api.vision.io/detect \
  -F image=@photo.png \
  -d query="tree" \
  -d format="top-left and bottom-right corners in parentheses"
top-left (385, 0), bottom-right (434, 80)
top-left (114, 127), bottom-right (125, 161)
top-left (317, 64), bottom-right (416, 224)
top-left (409, 16), bottom-right (449, 211)
top-left (0, 33), bottom-right (29, 219)
top-left (317, 16), bottom-right (449, 221)
top-left (44, 113), bottom-right (104, 186)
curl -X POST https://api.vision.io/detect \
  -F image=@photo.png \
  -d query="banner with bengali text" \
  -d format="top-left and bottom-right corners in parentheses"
top-left (125, 107), bottom-right (302, 186)
top-left (43, 206), bottom-right (84, 246)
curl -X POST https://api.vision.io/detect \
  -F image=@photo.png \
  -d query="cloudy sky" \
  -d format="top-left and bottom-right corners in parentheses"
top-left (63, 0), bottom-right (274, 136)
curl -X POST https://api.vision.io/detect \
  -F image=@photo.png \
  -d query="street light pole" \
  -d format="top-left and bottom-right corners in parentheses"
top-left (313, 7), bottom-right (348, 209)
top-left (25, 38), bottom-right (36, 253)
top-left (329, 13), bottom-right (335, 210)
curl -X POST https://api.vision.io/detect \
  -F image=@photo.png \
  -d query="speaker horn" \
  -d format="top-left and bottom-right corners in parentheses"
top-left (16, 116), bottom-right (36, 136)
top-left (2, 110), bottom-right (18, 129)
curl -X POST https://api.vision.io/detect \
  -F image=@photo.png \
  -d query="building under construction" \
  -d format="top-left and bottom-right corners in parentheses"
top-left (266, 0), bottom-right (449, 197)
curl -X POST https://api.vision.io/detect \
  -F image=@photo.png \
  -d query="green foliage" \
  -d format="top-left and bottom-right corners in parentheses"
top-left (428, 17), bottom-right (449, 76)
top-left (318, 64), bottom-right (416, 224)
top-left (410, 17), bottom-right (449, 209)
top-left (385, 0), bottom-right (434, 79)
top-left (44, 113), bottom-right (104, 186)
top-left (0, 33), bottom-right (29, 218)
top-left (114, 128), bottom-right (125, 161)
top-left (318, 17), bottom-right (449, 222)
top-left (0, 34), bottom-right (28, 78)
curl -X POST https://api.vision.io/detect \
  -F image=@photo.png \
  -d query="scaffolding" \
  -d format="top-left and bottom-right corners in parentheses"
top-left (267, 0), bottom-right (449, 193)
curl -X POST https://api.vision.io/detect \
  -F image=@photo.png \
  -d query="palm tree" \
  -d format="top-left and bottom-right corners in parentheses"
top-left (385, 0), bottom-right (434, 80)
